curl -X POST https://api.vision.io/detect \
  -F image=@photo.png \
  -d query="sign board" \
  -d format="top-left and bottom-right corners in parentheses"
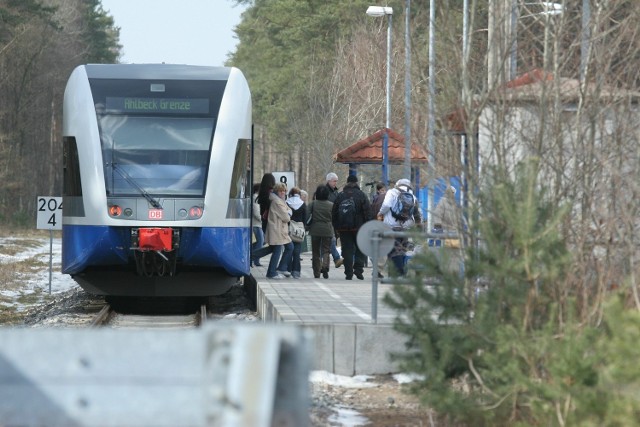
top-left (356, 220), bottom-right (394, 259)
top-left (36, 196), bottom-right (63, 230)
top-left (272, 171), bottom-right (296, 191)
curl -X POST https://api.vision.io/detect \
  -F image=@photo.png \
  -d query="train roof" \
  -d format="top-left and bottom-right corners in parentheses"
top-left (84, 64), bottom-right (233, 81)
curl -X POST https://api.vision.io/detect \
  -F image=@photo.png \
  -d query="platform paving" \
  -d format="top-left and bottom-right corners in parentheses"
top-left (253, 244), bottom-right (408, 376)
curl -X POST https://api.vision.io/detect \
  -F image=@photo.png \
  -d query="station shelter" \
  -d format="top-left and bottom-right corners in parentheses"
top-left (334, 128), bottom-right (431, 217)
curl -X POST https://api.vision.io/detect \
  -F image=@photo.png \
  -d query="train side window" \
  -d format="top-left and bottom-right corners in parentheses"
top-left (228, 138), bottom-right (250, 200)
top-left (226, 138), bottom-right (251, 219)
top-left (63, 137), bottom-right (82, 197)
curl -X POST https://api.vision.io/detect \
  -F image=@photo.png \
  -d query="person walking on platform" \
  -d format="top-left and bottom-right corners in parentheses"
top-left (433, 186), bottom-right (459, 232)
top-left (253, 182), bottom-right (294, 280)
top-left (370, 182), bottom-right (387, 219)
top-left (369, 182), bottom-right (387, 278)
top-left (251, 183), bottom-right (264, 267)
top-left (332, 175), bottom-right (371, 280)
top-left (378, 178), bottom-right (422, 277)
top-left (256, 173), bottom-right (276, 233)
top-left (307, 185), bottom-right (334, 279)
top-left (325, 172), bottom-right (344, 268)
top-left (285, 187), bottom-right (307, 279)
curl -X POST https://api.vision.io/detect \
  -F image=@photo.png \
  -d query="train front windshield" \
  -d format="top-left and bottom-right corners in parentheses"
top-left (89, 79), bottom-right (226, 197)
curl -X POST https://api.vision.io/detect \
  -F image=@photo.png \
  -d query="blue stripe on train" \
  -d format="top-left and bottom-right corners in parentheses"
top-left (62, 225), bottom-right (250, 276)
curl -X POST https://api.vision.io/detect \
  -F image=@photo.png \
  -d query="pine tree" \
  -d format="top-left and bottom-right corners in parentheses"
top-left (385, 159), bottom-right (575, 424)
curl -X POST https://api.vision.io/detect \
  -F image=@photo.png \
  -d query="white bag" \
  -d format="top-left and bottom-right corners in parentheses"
top-left (289, 220), bottom-right (306, 243)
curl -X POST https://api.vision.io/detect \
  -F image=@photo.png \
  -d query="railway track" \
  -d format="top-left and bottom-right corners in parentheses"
top-left (89, 303), bottom-right (208, 328)
top-left (23, 282), bottom-right (256, 328)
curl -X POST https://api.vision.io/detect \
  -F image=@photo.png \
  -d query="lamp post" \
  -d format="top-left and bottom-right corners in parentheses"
top-left (366, 5), bottom-right (393, 186)
top-left (404, 0), bottom-right (411, 181)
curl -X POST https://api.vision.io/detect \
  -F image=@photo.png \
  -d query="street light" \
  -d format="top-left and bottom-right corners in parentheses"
top-left (366, 5), bottom-right (393, 186)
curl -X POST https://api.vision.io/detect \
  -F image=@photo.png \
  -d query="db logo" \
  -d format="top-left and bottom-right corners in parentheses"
top-left (148, 209), bottom-right (163, 219)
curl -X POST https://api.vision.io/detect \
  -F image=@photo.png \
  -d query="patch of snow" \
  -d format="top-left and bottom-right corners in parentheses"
top-left (0, 236), bottom-right (80, 311)
top-left (309, 371), bottom-right (378, 389)
top-left (393, 372), bottom-right (425, 384)
top-left (328, 405), bottom-right (369, 427)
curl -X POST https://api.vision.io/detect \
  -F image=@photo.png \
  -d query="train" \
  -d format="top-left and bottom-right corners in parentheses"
top-left (61, 64), bottom-right (253, 297)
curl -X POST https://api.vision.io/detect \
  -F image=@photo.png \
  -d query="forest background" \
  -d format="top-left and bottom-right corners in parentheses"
top-left (1, 0), bottom-right (484, 224)
top-left (2, 1), bottom-right (640, 423)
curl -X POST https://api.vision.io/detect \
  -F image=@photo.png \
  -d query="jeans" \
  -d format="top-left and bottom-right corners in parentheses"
top-left (276, 241), bottom-right (294, 274)
top-left (251, 226), bottom-right (264, 263)
top-left (388, 235), bottom-right (410, 276)
top-left (265, 245), bottom-right (283, 278)
top-left (389, 254), bottom-right (407, 276)
top-left (331, 236), bottom-right (341, 261)
top-left (289, 241), bottom-right (302, 276)
top-left (253, 244), bottom-right (280, 278)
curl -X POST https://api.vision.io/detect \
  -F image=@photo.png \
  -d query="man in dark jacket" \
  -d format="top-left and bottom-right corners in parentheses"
top-left (332, 174), bottom-right (372, 280)
top-left (325, 172), bottom-right (344, 268)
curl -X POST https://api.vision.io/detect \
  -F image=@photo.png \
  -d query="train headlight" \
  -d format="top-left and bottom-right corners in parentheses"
top-left (188, 206), bottom-right (203, 219)
top-left (108, 205), bottom-right (122, 217)
top-left (124, 208), bottom-right (133, 217)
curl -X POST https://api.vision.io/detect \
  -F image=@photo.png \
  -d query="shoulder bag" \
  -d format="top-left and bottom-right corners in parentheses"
top-left (289, 220), bottom-right (306, 243)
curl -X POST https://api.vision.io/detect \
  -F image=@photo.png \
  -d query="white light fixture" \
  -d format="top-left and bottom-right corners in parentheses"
top-left (521, 2), bottom-right (563, 18)
top-left (366, 6), bottom-right (393, 17)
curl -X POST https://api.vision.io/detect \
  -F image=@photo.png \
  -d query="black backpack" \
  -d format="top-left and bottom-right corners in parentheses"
top-left (391, 189), bottom-right (416, 222)
top-left (336, 197), bottom-right (356, 229)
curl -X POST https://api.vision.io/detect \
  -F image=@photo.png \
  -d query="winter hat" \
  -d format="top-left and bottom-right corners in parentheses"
top-left (395, 178), bottom-right (411, 189)
top-left (347, 175), bottom-right (358, 183)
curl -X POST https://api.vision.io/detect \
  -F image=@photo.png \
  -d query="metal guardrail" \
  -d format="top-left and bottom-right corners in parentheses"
top-left (358, 221), bottom-right (462, 324)
top-left (0, 324), bottom-right (310, 427)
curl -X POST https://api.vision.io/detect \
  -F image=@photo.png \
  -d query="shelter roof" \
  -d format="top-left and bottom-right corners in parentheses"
top-left (334, 128), bottom-right (429, 164)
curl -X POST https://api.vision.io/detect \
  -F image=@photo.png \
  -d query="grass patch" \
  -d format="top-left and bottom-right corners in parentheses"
top-left (1, 258), bottom-right (48, 290)
top-left (0, 238), bottom-right (47, 257)
top-left (0, 305), bottom-right (23, 325)
top-left (0, 228), bottom-right (58, 239)
top-left (16, 288), bottom-right (44, 305)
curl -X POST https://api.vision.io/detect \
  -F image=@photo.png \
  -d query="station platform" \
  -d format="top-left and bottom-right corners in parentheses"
top-left (253, 244), bottom-right (408, 376)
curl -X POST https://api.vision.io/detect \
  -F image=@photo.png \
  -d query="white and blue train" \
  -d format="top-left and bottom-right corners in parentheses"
top-left (62, 64), bottom-right (253, 296)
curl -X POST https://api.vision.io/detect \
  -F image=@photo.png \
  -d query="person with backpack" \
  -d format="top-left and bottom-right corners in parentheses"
top-left (378, 178), bottom-right (422, 276)
top-left (331, 175), bottom-right (371, 280)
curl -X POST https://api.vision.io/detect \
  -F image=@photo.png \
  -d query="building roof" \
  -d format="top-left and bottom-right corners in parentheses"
top-left (444, 68), bottom-right (640, 134)
top-left (334, 128), bottom-right (429, 164)
top-left (499, 68), bottom-right (640, 102)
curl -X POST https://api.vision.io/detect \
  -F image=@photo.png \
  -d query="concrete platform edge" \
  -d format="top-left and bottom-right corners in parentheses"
top-left (257, 284), bottom-right (404, 375)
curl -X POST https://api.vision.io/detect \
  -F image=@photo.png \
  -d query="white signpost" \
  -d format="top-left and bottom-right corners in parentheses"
top-left (36, 196), bottom-right (62, 294)
top-left (272, 171), bottom-right (295, 191)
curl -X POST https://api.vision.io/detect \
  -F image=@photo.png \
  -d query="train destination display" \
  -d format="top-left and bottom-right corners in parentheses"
top-left (106, 97), bottom-right (210, 114)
